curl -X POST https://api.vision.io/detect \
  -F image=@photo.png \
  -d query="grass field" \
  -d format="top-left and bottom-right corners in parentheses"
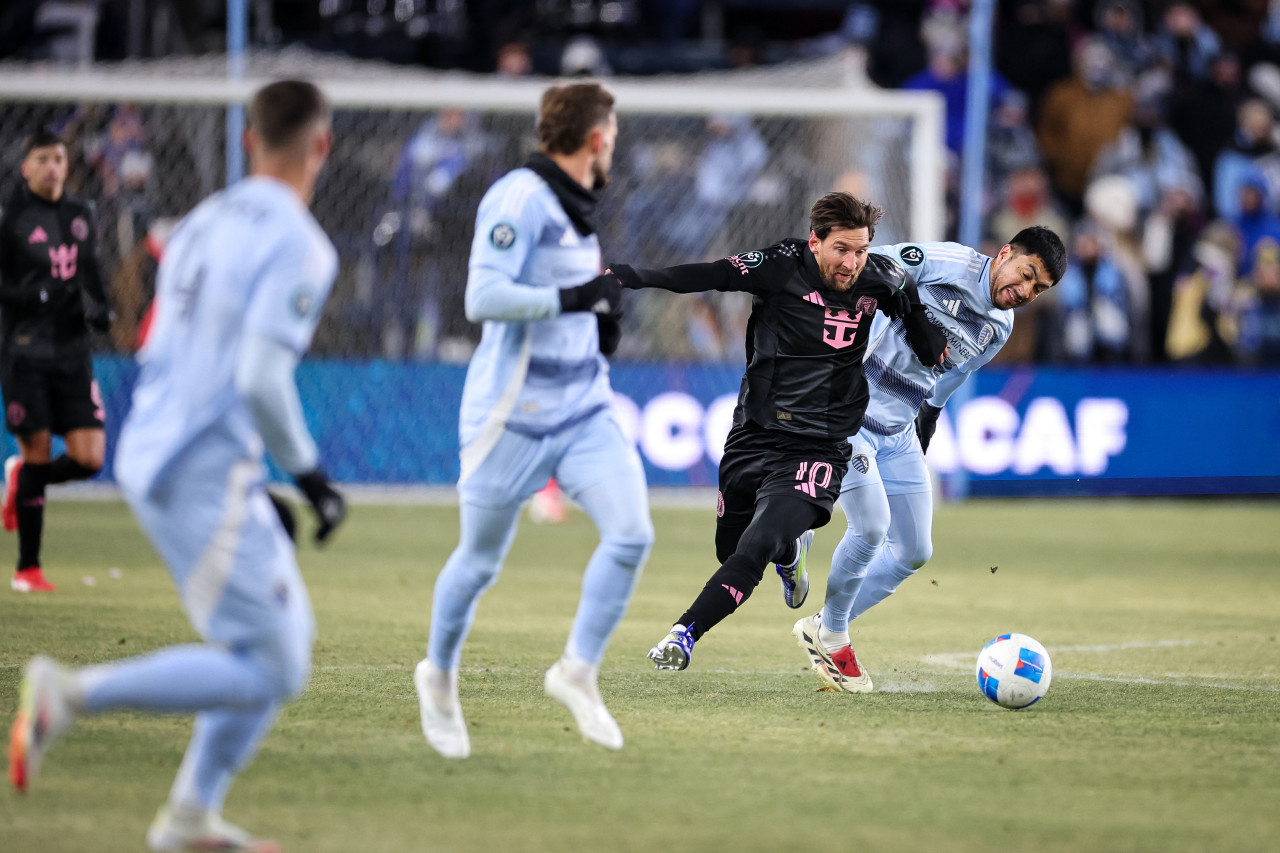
top-left (2, 497), bottom-right (1278, 852)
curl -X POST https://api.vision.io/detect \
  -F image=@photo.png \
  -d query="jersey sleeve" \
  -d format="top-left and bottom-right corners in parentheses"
top-left (612, 242), bottom-right (794, 295)
top-left (464, 181), bottom-right (561, 322)
top-left (243, 226), bottom-right (337, 355)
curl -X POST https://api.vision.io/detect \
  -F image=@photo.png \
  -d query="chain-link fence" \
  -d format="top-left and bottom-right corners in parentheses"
top-left (0, 61), bottom-right (943, 364)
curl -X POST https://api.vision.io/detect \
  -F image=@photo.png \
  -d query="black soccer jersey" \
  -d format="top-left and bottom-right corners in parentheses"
top-left (0, 184), bottom-right (109, 360)
top-left (612, 239), bottom-right (910, 442)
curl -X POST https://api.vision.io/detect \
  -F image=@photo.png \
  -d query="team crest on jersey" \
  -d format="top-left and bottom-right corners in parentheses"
top-left (851, 453), bottom-right (870, 475)
top-left (735, 250), bottom-right (763, 268)
top-left (855, 295), bottom-right (878, 316)
top-left (291, 287), bottom-right (316, 319)
top-left (71, 216), bottom-right (89, 241)
top-left (490, 222), bottom-right (516, 250)
top-left (978, 323), bottom-right (995, 347)
top-left (898, 245), bottom-right (925, 267)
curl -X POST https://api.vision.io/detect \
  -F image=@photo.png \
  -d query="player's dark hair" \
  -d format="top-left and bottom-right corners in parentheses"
top-left (809, 192), bottom-right (883, 241)
top-left (536, 82), bottom-right (615, 155)
top-left (1008, 226), bottom-right (1068, 284)
top-left (248, 79), bottom-right (329, 150)
top-left (22, 127), bottom-right (64, 157)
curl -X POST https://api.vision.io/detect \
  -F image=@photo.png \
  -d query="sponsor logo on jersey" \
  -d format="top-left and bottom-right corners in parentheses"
top-left (28, 226), bottom-right (48, 244)
top-left (823, 307), bottom-right (859, 349)
top-left (70, 216), bottom-right (89, 242)
top-left (851, 453), bottom-right (870, 475)
top-left (559, 227), bottom-right (579, 247)
top-left (899, 245), bottom-right (925, 267)
top-left (942, 298), bottom-right (961, 315)
top-left (735, 250), bottom-right (763, 268)
top-left (490, 222), bottom-right (516, 250)
top-left (978, 323), bottom-right (995, 347)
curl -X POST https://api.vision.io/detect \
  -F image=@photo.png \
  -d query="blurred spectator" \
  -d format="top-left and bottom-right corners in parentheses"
top-left (986, 89), bottom-right (1042, 200)
top-left (987, 165), bottom-right (1071, 249)
top-left (1055, 223), bottom-right (1135, 363)
top-left (1094, 0), bottom-right (1154, 83)
top-left (1142, 185), bottom-right (1204, 363)
top-left (84, 104), bottom-right (154, 260)
top-left (495, 39), bottom-right (533, 77)
top-left (903, 11), bottom-right (1010, 156)
top-left (1235, 240), bottom-right (1280, 363)
top-left (1212, 98), bottom-right (1280, 220)
top-left (1166, 220), bottom-right (1239, 363)
top-left (1037, 38), bottom-right (1134, 212)
top-left (1091, 80), bottom-right (1204, 216)
top-left (994, 0), bottom-right (1074, 107)
top-left (1153, 1), bottom-right (1222, 85)
top-left (1230, 173), bottom-right (1280, 275)
top-left (1083, 174), bottom-right (1151, 359)
top-left (1170, 51), bottom-right (1248, 201)
top-left (561, 35), bottom-right (612, 77)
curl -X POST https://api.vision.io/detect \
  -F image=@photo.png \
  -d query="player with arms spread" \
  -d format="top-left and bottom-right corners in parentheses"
top-left (793, 226), bottom-right (1066, 693)
top-left (0, 127), bottom-right (113, 592)
top-left (613, 192), bottom-right (950, 671)
top-left (414, 82), bottom-right (652, 757)
top-left (9, 79), bottom-right (346, 852)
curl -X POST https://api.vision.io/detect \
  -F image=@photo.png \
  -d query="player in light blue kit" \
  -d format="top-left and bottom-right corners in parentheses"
top-left (8, 80), bottom-right (347, 852)
top-left (414, 82), bottom-right (651, 757)
top-left (792, 227), bottom-right (1066, 693)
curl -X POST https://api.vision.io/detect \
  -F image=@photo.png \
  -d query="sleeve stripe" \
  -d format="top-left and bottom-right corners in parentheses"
top-left (496, 171), bottom-right (543, 220)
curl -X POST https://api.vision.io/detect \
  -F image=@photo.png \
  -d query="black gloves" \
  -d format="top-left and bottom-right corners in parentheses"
top-left (903, 305), bottom-right (949, 368)
top-left (559, 272), bottom-right (623, 315)
top-left (294, 468), bottom-right (346, 545)
top-left (267, 491), bottom-right (298, 542)
top-left (85, 302), bottom-right (113, 333)
top-left (916, 403), bottom-right (942, 454)
top-left (879, 285), bottom-right (912, 319)
top-left (596, 311), bottom-right (622, 356)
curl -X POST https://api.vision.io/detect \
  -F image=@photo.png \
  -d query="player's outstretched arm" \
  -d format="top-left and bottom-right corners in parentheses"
top-left (609, 260), bottom-right (735, 294)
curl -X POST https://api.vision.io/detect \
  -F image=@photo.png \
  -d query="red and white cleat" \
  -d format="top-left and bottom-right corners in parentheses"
top-left (12, 566), bottom-right (55, 593)
top-left (9, 655), bottom-right (77, 793)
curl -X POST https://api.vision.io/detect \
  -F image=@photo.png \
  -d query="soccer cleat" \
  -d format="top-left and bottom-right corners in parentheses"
top-left (775, 529), bottom-right (814, 609)
top-left (792, 612), bottom-right (873, 694)
top-left (413, 659), bottom-right (470, 759)
top-left (646, 623), bottom-right (696, 671)
top-left (2, 455), bottom-right (21, 532)
top-left (544, 658), bottom-right (623, 750)
top-left (12, 566), bottom-right (56, 593)
top-left (146, 803), bottom-right (281, 853)
top-left (9, 655), bottom-right (77, 793)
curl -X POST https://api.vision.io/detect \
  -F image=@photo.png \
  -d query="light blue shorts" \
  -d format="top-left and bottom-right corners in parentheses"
top-left (840, 426), bottom-right (932, 497)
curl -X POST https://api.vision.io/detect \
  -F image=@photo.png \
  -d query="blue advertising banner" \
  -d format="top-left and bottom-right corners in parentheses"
top-left (10, 358), bottom-right (1276, 497)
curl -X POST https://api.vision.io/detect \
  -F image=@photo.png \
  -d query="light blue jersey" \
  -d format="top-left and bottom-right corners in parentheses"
top-left (860, 241), bottom-right (1012, 436)
top-left (458, 167), bottom-right (612, 481)
top-left (117, 177), bottom-right (337, 496)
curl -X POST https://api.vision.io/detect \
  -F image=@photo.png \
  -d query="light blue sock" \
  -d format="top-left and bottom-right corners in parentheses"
top-left (821, 533), bottom-right (879, 633)
top-left (566, 539), bottom-right (648, 664)
top-left (848, 548), bottom-right (917, 620)
top-left (77, 645), bottom-right (276, 714)
top-left (169, 706), bottom-right (279, 811)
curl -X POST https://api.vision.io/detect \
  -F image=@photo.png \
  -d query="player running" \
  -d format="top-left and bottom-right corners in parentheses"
top-left (793, 227), bottom-right (1066, 693)
top-left (9, 80), bottom-right (346, 852)
top-left (0, 127), bottom-right (113, 592)
top-left (619, 192), bottom-right (950, 672)
top-left (414, 82), bottom-right (652, 757)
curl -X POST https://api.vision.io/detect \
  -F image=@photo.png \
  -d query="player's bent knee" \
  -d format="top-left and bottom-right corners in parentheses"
top-left (902, 539), bottom-right (933, 570)
top-left (600, 535), bottom-right (651, 570)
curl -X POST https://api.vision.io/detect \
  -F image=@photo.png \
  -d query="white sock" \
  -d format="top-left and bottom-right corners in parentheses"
top-left (818, 623), bottom-right (850, 652)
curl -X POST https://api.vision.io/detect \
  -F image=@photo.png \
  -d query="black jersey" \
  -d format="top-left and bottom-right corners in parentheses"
top-left (0, 184), bottom-right (109, 360)
top-left (613, 239), bottom-right (911, 442)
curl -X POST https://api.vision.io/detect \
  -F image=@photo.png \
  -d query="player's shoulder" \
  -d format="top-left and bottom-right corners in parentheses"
top-left (60, 191), bottom-right (96, 217)
top-left (722, 239), bottom-right (803, 280)
top-left (876, 241), bottom-right (987, 279)
top-left (480, 167), bottom-right (553, 219)
top-left (860, 251), bottom-right (907, 285)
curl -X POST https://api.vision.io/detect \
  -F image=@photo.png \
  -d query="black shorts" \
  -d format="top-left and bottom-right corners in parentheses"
top-left (716, 423), bottom-right (851, 529)
top-left (1, 352), bottom-right (104, 436)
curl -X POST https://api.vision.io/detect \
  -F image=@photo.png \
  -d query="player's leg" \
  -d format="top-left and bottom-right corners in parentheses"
top-left (46, 357), bottom-right (107, 484)
top-left (417, 428), bottom-right (550, 758)
top-left (50, 427), bottom-right (105, 483)
top-left (546, 410), bottom-right (654, 749)
top-left (821, 435), bottom-right (889, 635)
top-left (847, 489), bottom-right (934, 619)
top-left (8, 430), bottom-right (54, 591)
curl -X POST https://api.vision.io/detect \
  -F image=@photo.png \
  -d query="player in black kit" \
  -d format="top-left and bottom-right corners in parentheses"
top-left (608, 192), bottom-right (949, 670)
top-left (0, 128), bottom-right (113, 592)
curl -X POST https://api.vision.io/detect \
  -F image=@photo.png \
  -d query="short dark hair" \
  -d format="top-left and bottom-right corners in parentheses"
top-left (248, 79), bottom-right (329, 150)
top-left (1008, 225), bottom-right (1068, 284)
top-left (809, 192), bottom-right (884, 241)
top-left (22, 127), bottom-right (64, 158)
top-left (536, 82), bottom-right (615, 155)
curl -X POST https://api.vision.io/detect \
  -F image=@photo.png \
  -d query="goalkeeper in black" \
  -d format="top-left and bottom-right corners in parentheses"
top-left (0, 127), bottom-right (113, 592)
top-left (607, 191), bottom-right (949, 670)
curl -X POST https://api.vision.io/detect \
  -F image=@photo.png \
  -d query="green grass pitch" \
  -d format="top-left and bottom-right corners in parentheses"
top-left (2, 498), bottom-right (1278, 852)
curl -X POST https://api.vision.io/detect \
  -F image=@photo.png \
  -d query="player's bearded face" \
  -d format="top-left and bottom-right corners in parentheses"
top-left (810, 226), bottom-right (871, 292)
top-left (591, 114), bottom-right (618, 191)
top-left (21, 144), bottom-right (69, 202)
top-left (989, 247), bottom-right (1053, 309)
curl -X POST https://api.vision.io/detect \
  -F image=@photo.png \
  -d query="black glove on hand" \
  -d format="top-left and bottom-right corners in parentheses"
top-left (559, 272), bottom-right (623, 314)
top-left (916, 403), bottom-right (942, 455)
top-left (267, 491), bottom-right (298, 542)
top-left (879, 284), bottom-right (912, 319)
top-left (85, 302), bottom-right (114, 333)
top-left (902, 304), bottom-right (949, 367)
top-left (597, 311), bottom-right (623, 356)
top-left (294, 468), bottom-right (346, 545)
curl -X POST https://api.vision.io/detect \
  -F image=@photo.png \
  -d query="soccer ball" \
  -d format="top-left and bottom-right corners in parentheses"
top-left (976, 633), bottom-right (1052, 710)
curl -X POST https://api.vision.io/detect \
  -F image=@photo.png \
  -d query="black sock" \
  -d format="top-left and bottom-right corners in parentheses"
top-left (47, 454), bottom-right (99, 485)
top-left (16, 462), bottom-right (49, 571)
top-left (678, 553), bottom-right (765, 640)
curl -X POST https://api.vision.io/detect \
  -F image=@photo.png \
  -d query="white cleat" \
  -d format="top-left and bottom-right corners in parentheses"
top-left (413, 659), bottom-right (470, 759)
top-left (9, 655), bottom-right (77, 793)
top-left (792, 612), bottom-right (873, 694)
top-left (146, 803), bottom-right (280, 852)
top-left (775, 529), bottom-right (814, 609)
top-left (544, 658), bottom-right (623, 750)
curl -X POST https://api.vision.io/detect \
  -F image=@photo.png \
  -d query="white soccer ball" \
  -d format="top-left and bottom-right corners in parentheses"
top-left (975, 633), bottom-right (1052, 710)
